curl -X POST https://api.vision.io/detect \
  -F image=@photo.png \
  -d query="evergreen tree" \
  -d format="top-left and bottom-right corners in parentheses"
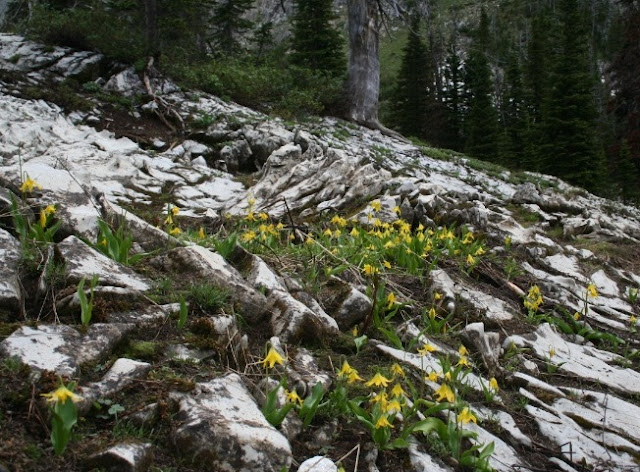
top-left (608, 0), bottom-right (640, 197)
top-left (615, 140), bottom-right (640, 202)
top-left (290, 0), bottom-right (346, 78)
top-left (463, 9), bottom-right (499, 160)
top-left (539, 0), bottom-right (606, 192)
top-left (387, 17), bottom-right (431, 138)
top-left (443, 38), bottom-right (464, 151)
top-left (210, 0), bottom-right (254, 56)
top-left (500, 51), bottom-right (528, 166)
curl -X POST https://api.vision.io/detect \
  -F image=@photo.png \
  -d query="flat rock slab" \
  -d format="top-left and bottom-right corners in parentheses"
top-left (78, 358), bottom-right (151, 414)
top-left (84, 442), bottom-right (153, 472)
top-left (0, 323), bottom-right (133, 376)
top-left (171, 373), bottom-right (292, 472)
top-left (267, 289), bottom-right (339, 344)
top-left (506, 323), bottom-right (640, 395)
top-left (57, 235), bottom-right (151, 292)
top-left (157, 245), bottom-right (267, 321)
top-left (0, 228), bottom-right (21, 316)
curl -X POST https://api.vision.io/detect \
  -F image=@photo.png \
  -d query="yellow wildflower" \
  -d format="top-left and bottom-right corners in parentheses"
top-left (262, 347), bottom-right (285, 368)
top-left (418, 343), bottom-right (438, 356)
top-left (350, 227), bottom-right (360, 237)
top-left (466, 254), bottom-right (476, 265)
top-left (352, 326), bottom-right (358, 336)
top-left (390, 383), bottom-right (407, 398)
top-left (548, 346), bottom-right (556, 358)
top-left (630, 315), bottom-right (638, 325)
top-left (370, 200), bottom-right (382, 212)
top-left (41, 385), bottom-right (82, 404)
top-left (305, 236), bottom-right (314, 245)
top-left (331, 215), bottom-right (347, 227)
top-left (338, 361), bottom-right (357, 378)
top-left (19, 175), bottom-right (42, 193)
top-left (370, 391), bottom-right (388, 406)
top-left (427, 371), bottom-right (439, 382)
top-left (383, 260), bottom-right (392, 269)
top-left (374, 415), bottom-right (393, 429)
top-left (386, 292), bottom-right (396, 309)
top-left (573, 312), bottom-right (581, 321)
top-left (444, 372), bottom-right (452, 382)
top-left (391, 363), bottom-right (405, 378)
top-left (457, 356), bottom-right (471, 368)
top-left (245, 211), bottom-right (256, 222)
top-left (458, 345), bottom-right (469, 356)
top-left (435, 383), bottom-right (455, 403)
top-left (475, 247), bottom-right (486, 256)
top-left (333, 229), bottom-right (342, 238)
top-left (286, 390), bottom-right (303, 406)
top-left (171, 206), bottom-right (180, 216)
top-left (434, 292), bottom-right (443, 301)
top-left (248, 197), bottom-right (256, 206)
top-left (462, 232), bottom-right (475, 244)
top-left (242, 230), bottom-right (257, 242)
top-left (385, 399), bottom-right (402, 413)
top-left (276, 222), bottom-right (285, 230)
top-left (198, 227), bottom-right (206, 239)
top-left (39, 204), bottom-right (56, 228)
top-left (489, 377), bottom-right (499, 392)
top-left (587, 283), bottom-right (598, 298)
top-left (457, 407), bottom-right (477, 424)
top-left (384, 240), bottom-right (396, 249)
top-left (169, 227), bottom-right (182, 236)
top-left (347, 371), bottom-right (364, 383)
top-left (428, 307), bottom-right (437, 320)
top-left (362, 264), bottom-right (379, 276)
top-left (365, 373), bottom-right (391, 388)
top-left (164, 214), bottom-right (173, 225)
top-left (393, 205), bottom-right (401, 215)
top-left (524, 285), bottom-right (543, 312)
top-left (259, 212), bottom-right (269, 221)
top-left (323, 228), bottom-right (333, 237)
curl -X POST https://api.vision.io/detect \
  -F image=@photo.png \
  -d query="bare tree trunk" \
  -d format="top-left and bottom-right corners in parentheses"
top-left (144, 0), bottom-right (159, 57)
top-left (346, 0), bottom-right (380, 126)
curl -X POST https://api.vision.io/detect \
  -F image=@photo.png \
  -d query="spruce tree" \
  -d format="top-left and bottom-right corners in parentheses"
top-left (443, 39), bottom-right (464, 151)
top-left (210, 0), bottom-right (254, 56)
top-left (290, 0), bottom-right (346, 78)
top-left (463, 9), bottom-right (499, 160)
top-left (501, 51), bottom-right (528, 166)
top-left (539, 0), bottom-right (606, 192)
top-left (387, 17), bottom-right (431, 139)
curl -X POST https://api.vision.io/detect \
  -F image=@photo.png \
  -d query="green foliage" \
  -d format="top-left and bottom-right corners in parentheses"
top-left (210, 0), bottom-right (255, 56)
top-left (95, 219), bottom-right (145, 266)
top-left (77, 274), bottom-right (99, 327)
top-left (537, 0), bottom-right (607, 192)
top-left (177, 296), bottom-right (188, 330)
top-left (463, 10), bottom-right (499, 161)
top-left (290, 0), bottom-right (346, 78)
top-left (187, 283), bottom-right (229, 313)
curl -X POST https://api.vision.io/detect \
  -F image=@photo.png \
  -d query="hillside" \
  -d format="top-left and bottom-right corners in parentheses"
top-left (1, 34), bottom-right (640, 472)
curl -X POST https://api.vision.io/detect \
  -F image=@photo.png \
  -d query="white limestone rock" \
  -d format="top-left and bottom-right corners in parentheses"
top-left (505, 323), bottom-right (640, 395)
top-left (267, 289), bottom-right (339, 343)
top-left (0, 323), bottom-right (133, 377)
top-left (57, 235), bottom-right (151, 292)
top-left (155, 245), bottom-right (267, 321)
top-left (297, 456), bottom-right (337, 472)
top-left (332, 284), bottom-right (373, 329)
top-left (171, 374), bottom-right (292, 472)
top-left (84, 442), bottom-right (153, 472)
top-left (78, 358), bottom-right (151, 414)
top-left (0, 228), bottom-right (21, 315)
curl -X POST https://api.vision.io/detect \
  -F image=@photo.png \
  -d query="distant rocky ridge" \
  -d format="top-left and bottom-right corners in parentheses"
top-left (1, 33), bottom-right (640, 472)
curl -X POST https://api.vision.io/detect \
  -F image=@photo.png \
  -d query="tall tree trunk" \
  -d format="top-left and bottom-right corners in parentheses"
top-left (346, 0), bottom-right (380, 126)
top-left (144, 0), bottom-right (159, 57)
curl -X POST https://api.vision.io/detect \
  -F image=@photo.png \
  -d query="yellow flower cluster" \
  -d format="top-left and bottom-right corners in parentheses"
top-left (524, 285), bottom-right (543, 312)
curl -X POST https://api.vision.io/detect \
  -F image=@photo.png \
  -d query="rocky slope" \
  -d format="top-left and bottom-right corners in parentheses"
top-left (1, 34), bottom-right (640, 472)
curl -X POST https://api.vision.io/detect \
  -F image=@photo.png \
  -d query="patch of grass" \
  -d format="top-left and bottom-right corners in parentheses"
top-left (187, 283), bottom-right (229, 314)
top-left (129, 340), bottom-right (161, 360)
